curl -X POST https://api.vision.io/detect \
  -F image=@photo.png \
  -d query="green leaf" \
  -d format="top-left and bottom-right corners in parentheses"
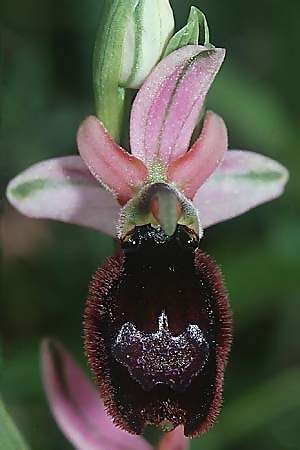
top-left (164, 6), bottom-right (211, 57)
top-left (0, 397), bottom-right (30, 450)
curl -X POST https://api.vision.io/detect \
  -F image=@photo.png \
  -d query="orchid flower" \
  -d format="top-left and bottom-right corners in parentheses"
top-left (6, 45), bottom-right (288, 238)
top-left (7, 43), bottom-right (288, 437)
top-left (41, 339), bottom-right (188, 450)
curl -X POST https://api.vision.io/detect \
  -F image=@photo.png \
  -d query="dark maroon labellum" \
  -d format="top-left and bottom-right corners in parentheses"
top-left (84, 225), bottom-right (232, 437)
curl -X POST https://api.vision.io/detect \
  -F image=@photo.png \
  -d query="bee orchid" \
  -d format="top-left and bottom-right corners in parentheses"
top-left (7, 45), bottom-right (288, 437)
top-left (7, 46), bottom-right (288, 240)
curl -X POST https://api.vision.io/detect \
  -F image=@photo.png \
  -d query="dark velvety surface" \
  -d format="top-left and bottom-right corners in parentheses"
top-left (84, 225), bottom-right (232, 436)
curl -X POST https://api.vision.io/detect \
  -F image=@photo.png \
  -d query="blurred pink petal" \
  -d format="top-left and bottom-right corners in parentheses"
top-left (77, 116), bottom-right (148, 205)
top-left (193, 150), bottom-right (289, 228)
top-left (6, 156), bottom-right (120, 236)
top-left (41, 339), bottom-right (152, 450)
top-left (158, 426), bottom-right (189, 450)
top-left (167, 111), bottom-right (227, 198)
top-left (130, 45), bottom-right (225, 166)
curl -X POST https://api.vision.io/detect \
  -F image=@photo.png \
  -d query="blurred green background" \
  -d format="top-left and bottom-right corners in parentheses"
top-left (1, 0), bottom-right (300, 449)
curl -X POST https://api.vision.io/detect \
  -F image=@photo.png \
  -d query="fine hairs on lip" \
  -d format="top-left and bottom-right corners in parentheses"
top-left (84, 225), bottom-right (232, 437)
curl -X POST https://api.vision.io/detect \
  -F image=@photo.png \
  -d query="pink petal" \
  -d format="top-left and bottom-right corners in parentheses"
top-left (158, 427), bottom-right (189, 450)
top-left (193, 150), bottom-right (289, 228)
top-left (6, 156), bottom-right (120, 236)
top-left (130, 45), bottom-right (225, 167)
top-left (41, 339), bottom-right (152, 450)
top-left (167, 111), bottom-right (228, 199)
top-left (77, 116), bottom-right (148, 205)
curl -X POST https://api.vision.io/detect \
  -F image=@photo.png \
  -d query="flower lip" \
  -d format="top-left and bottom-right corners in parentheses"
top-left (84, 224), bottom-right (232, 437)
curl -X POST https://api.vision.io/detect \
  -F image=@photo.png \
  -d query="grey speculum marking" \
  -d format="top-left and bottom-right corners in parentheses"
top-left (112, 311), bottom-right (210, 392)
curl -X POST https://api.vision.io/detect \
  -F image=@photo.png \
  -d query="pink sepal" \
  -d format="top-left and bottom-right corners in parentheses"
top-left (193, 150), bottom-right (289, 227)
top-left (41, 339), bottom-right (152, 450)
top-left (6, 156), bottom-right (120, 236)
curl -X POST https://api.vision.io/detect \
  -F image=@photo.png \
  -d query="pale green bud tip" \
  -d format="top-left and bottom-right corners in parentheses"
top-left (119, 0), bottom-right (175, 89)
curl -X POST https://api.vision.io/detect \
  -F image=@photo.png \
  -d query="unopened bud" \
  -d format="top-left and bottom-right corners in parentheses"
top-left (119, 0), bottom-right (175, 89)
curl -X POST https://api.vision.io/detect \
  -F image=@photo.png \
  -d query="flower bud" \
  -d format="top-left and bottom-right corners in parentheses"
top-left (93, 0), bottom-right (174, 141)
top-left (119, 0), bottom-right (175, 89)
top-left (164, 6), bottom-right (212, 57)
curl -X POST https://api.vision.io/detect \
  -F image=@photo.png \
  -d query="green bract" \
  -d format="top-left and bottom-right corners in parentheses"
top-left (164, 6), bottom-right (211, 57)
